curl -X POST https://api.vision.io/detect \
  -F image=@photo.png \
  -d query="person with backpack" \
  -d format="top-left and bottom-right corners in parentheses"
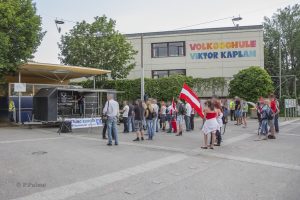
top-left (176, 99), bottom-right (185, 136)
top-left (258, 98), bottom-right (273, 140)
top-left (145, 100), bottom-right (155, 140)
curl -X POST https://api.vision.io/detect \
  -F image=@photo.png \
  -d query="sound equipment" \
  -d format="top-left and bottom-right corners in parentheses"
top-left (33, 88), bottom-right (57, 121)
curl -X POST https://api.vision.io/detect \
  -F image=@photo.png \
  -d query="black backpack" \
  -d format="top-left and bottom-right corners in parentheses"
top-left (266, 107), bottom-right (274, 120)
top-left (178, 103), bottom-right (186, 115)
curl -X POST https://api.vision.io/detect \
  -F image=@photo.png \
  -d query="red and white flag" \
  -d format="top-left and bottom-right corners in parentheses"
top-left (179, 83), bottom-right (204, 118)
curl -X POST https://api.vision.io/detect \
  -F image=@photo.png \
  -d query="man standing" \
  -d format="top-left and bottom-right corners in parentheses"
top-left (103, 94), bottom-right (119, 146)
top-left (8, 98), bottom-right (16, 122)
top-left (185, 102), bottom-right (192, 131)
top-left (229, 99), bottom-right (235, 121)
top-left (122, 101), bottom-right (129, 133)
top-left (190, 108), bottom-right (195, 131)
top-left (269, 94), bottom-right (279, 137)
top-left (77, 94), bottom-right (85, 117)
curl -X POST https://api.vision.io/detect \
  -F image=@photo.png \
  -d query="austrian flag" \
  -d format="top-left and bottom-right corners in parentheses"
top-left (179, 83), bottom-right (204, 118)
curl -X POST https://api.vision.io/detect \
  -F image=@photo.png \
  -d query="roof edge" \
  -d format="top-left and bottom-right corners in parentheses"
top-left (124, 25), bottom-right (263, 38)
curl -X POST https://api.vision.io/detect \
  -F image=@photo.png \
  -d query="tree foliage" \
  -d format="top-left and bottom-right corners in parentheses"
top-left (229, 66), bottom-right (274, 102)
top-left (263, 4), bottom-right (300, 97)
top-left (59, 15), bottom-right (137, 80)
top-left (0, 0), bottom-right (44, 75)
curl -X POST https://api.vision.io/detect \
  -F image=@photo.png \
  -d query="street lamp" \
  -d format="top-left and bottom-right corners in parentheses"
top-left (140, 33), bottom-right (144, 101)
top-left (55, 19), bottom-right (65, 33)
top-left (232, 16), bottom-right (242, 27)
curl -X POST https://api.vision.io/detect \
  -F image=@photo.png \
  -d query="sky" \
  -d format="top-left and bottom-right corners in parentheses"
top-left (32, 0), bottom-right (299, 64)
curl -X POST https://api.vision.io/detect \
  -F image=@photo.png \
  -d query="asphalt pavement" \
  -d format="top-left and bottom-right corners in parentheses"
top-left (0, 117), bottom-right (300, 200)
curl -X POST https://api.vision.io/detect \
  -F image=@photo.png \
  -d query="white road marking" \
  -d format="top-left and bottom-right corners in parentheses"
top-left (12, 154), bottom-right (188, 200)
top-left (222, 134), bottom-right (253, 146)
top-left (196, 151), bottom-right (300, 171)
top-left (280, 133), bottom-right (300, 137)
top-left (280, 119), bottom-right (300, 126)
top-left (0, 137), bottom-right (63, 144)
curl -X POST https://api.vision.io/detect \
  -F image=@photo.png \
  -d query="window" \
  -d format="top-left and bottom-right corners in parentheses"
top-left (152, 42), bottom-right (185, 58)
top-left (152, 43), bottom-right (168, 58)
top-left (152, 69), bottom-right (186, 79)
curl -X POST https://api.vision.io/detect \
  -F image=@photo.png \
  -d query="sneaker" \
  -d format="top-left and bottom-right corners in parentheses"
top-left (107, 143), bottom-right (112, 146)
top-left (133, 138), bottom-right (140, 141)
top-left (268, 135), bottom-right (276, 139)
top-left (141, 137), bottom-right (144, 141)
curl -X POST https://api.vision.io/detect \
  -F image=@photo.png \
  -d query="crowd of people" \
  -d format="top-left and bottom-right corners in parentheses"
top-left (101, 93), bottom-right (280, 147)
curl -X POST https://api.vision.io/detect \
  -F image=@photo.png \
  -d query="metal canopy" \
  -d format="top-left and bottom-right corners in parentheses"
top-left (5, 62), bottom-right (111, 84)
top-left (56, 88), bottom-right (125, 93)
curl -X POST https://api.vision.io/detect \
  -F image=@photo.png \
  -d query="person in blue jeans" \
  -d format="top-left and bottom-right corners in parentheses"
top-left (102, 94), bottom-right (119, 146)
top-left (145, 101), bottom-right (154, 140)
top-left (127, 103), bottom-right (135, 132)
top-left (107, 116), bottom-right (118, 145)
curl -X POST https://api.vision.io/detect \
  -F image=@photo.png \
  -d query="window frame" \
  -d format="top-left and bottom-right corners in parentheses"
top-left (152, 69), bottom-right (186, 79)
top-left (151, 41), bottom-right (186, 58)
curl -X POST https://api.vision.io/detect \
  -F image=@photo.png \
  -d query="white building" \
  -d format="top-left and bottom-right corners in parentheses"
top-left (125, 25), bottom-right (264, 79)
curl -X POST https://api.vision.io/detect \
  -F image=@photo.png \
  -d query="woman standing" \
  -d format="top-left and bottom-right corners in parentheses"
top-left (241, 100), bottom-right (249, 128)
top-left (201, 100), bottom-right (219, 149)
top-left (160, 101), bottom-right (167, 131)
top-left (215, 100), bottom-right (223, 146)
top-left (145, 101), bottom-right (154, 140)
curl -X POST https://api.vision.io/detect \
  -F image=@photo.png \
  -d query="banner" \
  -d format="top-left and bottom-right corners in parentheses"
top-left (65, 117), bottom-right (103, 129)
top-left (14, 83), bottom-right (26, 92)
top-left (285, 99), bottom-right (297, 108)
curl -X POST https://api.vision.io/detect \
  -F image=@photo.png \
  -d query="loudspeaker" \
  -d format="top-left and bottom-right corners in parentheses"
top-left (33, 88), bottom-right (58, 121)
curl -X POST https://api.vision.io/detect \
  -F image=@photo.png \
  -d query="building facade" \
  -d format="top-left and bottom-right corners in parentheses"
top-left (125, 25), bottom-right (264, 79)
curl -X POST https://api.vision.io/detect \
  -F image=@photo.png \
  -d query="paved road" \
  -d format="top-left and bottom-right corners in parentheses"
top-left (0, 118), bottom-right (300, 200)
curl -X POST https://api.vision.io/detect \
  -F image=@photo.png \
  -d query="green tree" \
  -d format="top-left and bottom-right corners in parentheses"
top-left (229, 66), bottom-right (274, 102)
top-left (263, 4), bottom-right (300, 97)
top-left (0, 0), bottom-right (44, 75)
top-left (59, 15), bottom-right (137, 80)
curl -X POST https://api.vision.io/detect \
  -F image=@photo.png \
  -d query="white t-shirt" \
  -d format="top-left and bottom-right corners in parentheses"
top-left (152, 104), bottom-right (159, 115)
top-left (185, 103), bottom-right (192, 117)
top-left (122, 105), bottom-right (129, 118)
top-left (103, 99), bottom-right (119, 117)
top-left (161, 105), bottom-right (167, 115)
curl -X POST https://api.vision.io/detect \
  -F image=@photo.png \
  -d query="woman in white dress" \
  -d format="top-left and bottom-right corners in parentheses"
top-left (201, 100), bottom-right (220, 149)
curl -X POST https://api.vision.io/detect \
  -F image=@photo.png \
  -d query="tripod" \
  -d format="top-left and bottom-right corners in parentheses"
top-left (88, 104), bottom-right (97, 134)
top-left (57, 105), bottom-right (72, 135)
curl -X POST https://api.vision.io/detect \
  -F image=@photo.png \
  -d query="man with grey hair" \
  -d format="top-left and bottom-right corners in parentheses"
top-left (103, 94), bottom-right (119, 146)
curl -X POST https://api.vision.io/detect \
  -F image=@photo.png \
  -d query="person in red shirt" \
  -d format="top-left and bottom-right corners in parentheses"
top-left (269, 94), bottom-right (280, 138)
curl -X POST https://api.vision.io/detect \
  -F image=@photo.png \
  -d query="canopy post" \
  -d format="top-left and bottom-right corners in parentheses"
top-left (18, 72), bottom-right (21, 124)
